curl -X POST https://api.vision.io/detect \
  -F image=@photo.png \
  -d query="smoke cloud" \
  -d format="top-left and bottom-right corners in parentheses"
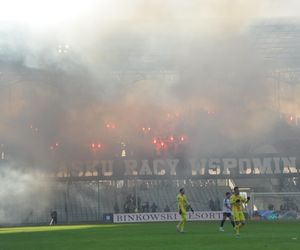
top-left (0, 0), bottom-right (299, 223)
top-left (0, 163), bottom-right (52, 224)
top-left (0, 0), bottom-right (299, 164)
top-left (0, 0), bottom-right (299, 161)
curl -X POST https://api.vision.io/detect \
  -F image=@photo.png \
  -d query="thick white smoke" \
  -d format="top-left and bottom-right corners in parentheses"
top-left (0, 163), bottom-right (52, 224)
top-left (0, 0), bottom-right (299, 163)
top-left (0, 0), bottom-right (299, 223)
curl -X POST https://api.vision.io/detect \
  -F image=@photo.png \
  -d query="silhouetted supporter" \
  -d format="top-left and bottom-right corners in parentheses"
top-left (151, 202), bottom-right (158, 212)
top-left (50, 211), bottom-right (57, 225)
top-left (164, 205), bottom-right (170, 212)
top-left (209, 199), bottom-right (215, 211)
top-left (114, 202), bottom-right (120, 213)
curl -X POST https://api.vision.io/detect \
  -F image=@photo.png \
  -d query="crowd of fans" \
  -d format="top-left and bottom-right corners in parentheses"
top-left (113, 194), bottom-right (169, 213)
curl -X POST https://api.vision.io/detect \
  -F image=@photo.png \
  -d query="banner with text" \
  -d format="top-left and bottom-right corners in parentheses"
top-left (63, 156), bottom-right (300, 179)
top-left (113, 211), bottom-right (223, 223)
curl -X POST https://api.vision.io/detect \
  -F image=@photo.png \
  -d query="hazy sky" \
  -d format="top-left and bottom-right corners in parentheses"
top-left (0, 0), bottom-right (299, 27)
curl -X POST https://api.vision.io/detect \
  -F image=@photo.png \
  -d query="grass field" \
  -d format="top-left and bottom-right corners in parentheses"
top-left (0, 221), bottom-right (299, 250)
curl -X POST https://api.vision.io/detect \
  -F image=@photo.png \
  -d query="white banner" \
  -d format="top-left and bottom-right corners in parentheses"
top-left (113, 211), bottom-right (223, 223)
top-left (61, 156), bottom-right (299, 178)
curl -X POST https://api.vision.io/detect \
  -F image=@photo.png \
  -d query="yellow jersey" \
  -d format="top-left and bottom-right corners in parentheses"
top-left (230, 194), bottom-right (247, 213)
top-left (177, 194), bottom-right (187, 212)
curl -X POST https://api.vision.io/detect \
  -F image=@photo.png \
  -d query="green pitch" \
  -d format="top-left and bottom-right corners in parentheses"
top-left (0, 221), bottom-right (299, 250)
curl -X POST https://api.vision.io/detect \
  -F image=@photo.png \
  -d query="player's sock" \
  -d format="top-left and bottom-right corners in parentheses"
top-left (231, 220), bottom-right (235, 228)
top-left (178, 221), bottom-right (182, 232)
top-left (235, 223), bottom-right (240, 234)
top-left (220, 219), bottom-right (225, 227)
top-left (239, 223), bottom-right (244, 231)
top-left (180, 218), bottom-right (186, 232)
top-left (180, 219), bottom-right (186, 232)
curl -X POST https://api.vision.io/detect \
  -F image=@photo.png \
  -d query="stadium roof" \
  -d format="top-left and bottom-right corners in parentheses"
top-left (249, 18), bottom-right (300, 69)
